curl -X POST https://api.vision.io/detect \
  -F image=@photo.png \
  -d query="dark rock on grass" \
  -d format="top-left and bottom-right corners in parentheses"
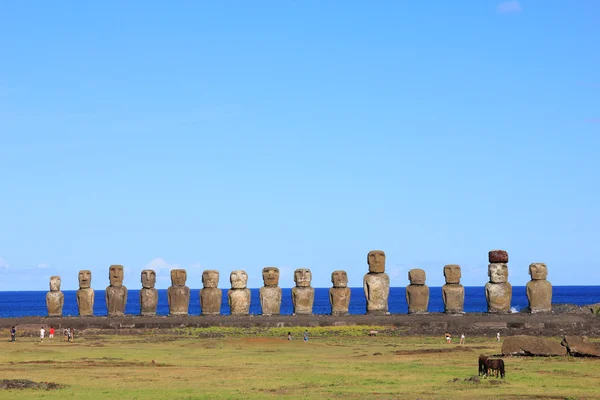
top-left (502, 335), bottom-right (567, 356)
top-left (463, 376), bottom-right (480, 384)
top-left (0, 379), bottom-right (66, 390)
top-left (373, 352), bottom-right (382, 356)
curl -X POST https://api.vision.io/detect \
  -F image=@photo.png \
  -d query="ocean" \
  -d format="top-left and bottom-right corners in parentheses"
top-left (0, 286), bottom-right (598, 318)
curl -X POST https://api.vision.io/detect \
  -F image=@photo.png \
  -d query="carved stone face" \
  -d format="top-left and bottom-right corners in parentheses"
top-left (408, 269), bottom-right (426, 285)
top-left (49, 276), bottom-right (61, 291)
top-left (109, 265), bottom-right (124, 286)
top-left (294, 268), bottom-right (312, 287)
top-left (78, 270), bottom-right (92, 289)
top-left (202, 270), bottom-right (219, 288)
top-left (488, 263), bottom-right (508, 283)
top-left (262, 267), bottom-right (280, 286)
top-left (443, 265), bottom-right (461, 284)
top-left (230, 270), bottom-right (248, 289)
top-left (529, 263), bottom-right (548, 280)
top-left (367, 250), bottom-right (386, 273)
top-left (171, 269), bottom-right (187, 287)
top-left (331, 270), bottom-right (348, 288)
top-left (141, 269), bottom-right (156, 288)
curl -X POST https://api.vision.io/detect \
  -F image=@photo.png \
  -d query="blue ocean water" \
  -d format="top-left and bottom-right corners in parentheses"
top-left (0, 286), bottom-right (597, 318)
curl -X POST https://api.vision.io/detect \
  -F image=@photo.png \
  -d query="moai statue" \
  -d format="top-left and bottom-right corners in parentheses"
top-left (292, 268), bottom-right (314, 315)
top-left (406, 269), bottom-right (429, 314)
top-left (329, 270), bottom-right (351, 316)
top-left (200, 270), bottom-right (222, 315)
top-left (526, 263), bottom-right (552, 313)
top-left (105, 265), bottom-right (127, 317)
top-left (441, 264), bottom-right (464, 314)
top-left (228, 270), bottom-right (251, 315)
top-left (363, 250), bottom-right (390, 315)
top-left (140, 269), bottom-right (158, 316)
top-left (46, 276), bottom-right (64, 317)
top-left (168, 269), bottom-right (190, 316)
top-left (76, 270), bottom-right (94, 316)
top-left (485, 250), bottom-right (512, 313)
top-left (260, 267), bottom-right (282, 315)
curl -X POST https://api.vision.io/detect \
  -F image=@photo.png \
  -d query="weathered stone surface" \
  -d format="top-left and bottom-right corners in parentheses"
top-left (262, 267), bottom-right (280, 287)
top-left (229, 270), bottom-right (250, 315)
top-left (367, 250), bottom-right (386, 273)
top-left (363, 272), bottom-right (390, 315)
top-left (329, 270), bottom-right (350, 315)
top-left (488, 263), bottom-right (509, 284)
top-left (260, 267), bottom-right (281, 315)
top-left (526, 263), bottom-right (552, 313)
top-left (106, 265), bottom-right (127, 317)
top-left (46, 276), bottom-right (64, 317)
top-left (140, 269), bottom-right (158, 316)
top-left (292, 269), bottom-right (314, 315)
top-left (489, 250), bottom-right (509, 263)
top-left (442, 284), bottom-right (464, 314)
top-left (332, 270), bottom-right (348, 288)
top-left (168, 269), bottom-right (190, 316)
top-left (407, 269), bottom-right (429, 314)
top-left (76, 270), bottom-right (94, 316)
top-left (200, 270), bottom-right (221, 315)
top-left (485, 281), bottom-right (512, 313)
top-left (502, 335), bottom-right (567, 356)
top-left (444, 264), bottom-right (462, 284)
top-left (561, 336), bottom-right (600, 357)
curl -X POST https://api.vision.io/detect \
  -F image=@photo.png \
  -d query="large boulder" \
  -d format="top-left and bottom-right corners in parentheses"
top-left (502, 335), bottom-right (567, 356)
top-left (561, 336), bottom-right (600, 357)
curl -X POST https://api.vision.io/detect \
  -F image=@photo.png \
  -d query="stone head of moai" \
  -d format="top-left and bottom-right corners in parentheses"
top-left (202, 270), bottom-right (220, 288)
top-left (489, 249), bottom-right (509, 263)
top-left (171, 269), bottom-right (187, 287)
top-left (488, 263), bottom-right (508, 283)
top-left (367, 250), bottom-right (386, 273)
top-left (331, 270), bottom-right (348, 288)
top-left (49, 276), bottom-right (61, 291)
top-left (262, 267), bottom-right (280, 287)
top-left (78, 270), bottom-right (92, 289)
top-left (294, 268), bottom-right (312, 287)
top-left (443, 265), bottom-right (462, 284)
top-left (141, 269), bottom-right (156, 288)
top-left (408, 269), bottom-right (426, 285)
top-left (230, 270), bottom-right (248, 289)
top-left (529, 263), bottom-right (548, 280)
top-left (109, 265), bottom-right (124, 286)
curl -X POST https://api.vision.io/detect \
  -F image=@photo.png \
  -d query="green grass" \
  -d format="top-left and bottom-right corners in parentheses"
top-left (1, 327), bottom-right (599, 399)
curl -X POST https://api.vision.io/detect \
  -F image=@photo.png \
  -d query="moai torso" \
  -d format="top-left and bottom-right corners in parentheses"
top-left (330, 270), bottom-right (350, 315)
top-left (292, 269), bottom-right (314, 315)
top-left (486, 250), bottom-right (512, 313)
top-left (46, 276), bottom-right (64, 317)
top-left (260, 267), bottom-right (282, 315)
top-left (77, 270), bottom-right (94, 316)
top-left (363, 250), bottom-right (390, 314)
top-left (526, 263), bottom-right (552, 313)
top-left (406, 269), bottom-right (429, 314)
top-left (442, 264), bottom-right (464, 314)
top-left (200, 270), bottom-right (222, 315)
top-left (168, 269), bottom-right (190, 315)
top-left (140, 269), bottom-right (158, 316)
top-left (228, 270), bottom-right (250, 315)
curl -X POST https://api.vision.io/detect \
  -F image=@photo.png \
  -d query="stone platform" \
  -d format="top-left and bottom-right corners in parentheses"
top-left (2, 313), bottom-right (600, 337)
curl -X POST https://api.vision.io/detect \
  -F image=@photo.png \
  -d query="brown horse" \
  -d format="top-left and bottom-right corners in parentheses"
top-left (485, 358), bottom-right (505, 379)
top-left (478, 354), bottom-right (489, 376)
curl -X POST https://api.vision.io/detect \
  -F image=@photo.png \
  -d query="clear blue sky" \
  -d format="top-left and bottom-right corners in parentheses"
top-left (1, 1), bottom-right (598, 291)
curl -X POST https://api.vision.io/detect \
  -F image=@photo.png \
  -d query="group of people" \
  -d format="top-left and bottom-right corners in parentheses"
top-left (445, 332), bottom-right (466, 345)
top-left (287, 331), bottom-right (309, 342)
top-left (9, 325), bottom-right (74, 342)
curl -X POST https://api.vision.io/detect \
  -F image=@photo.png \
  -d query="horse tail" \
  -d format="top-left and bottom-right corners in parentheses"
top-left (500, 359), bottom-right (505, 378)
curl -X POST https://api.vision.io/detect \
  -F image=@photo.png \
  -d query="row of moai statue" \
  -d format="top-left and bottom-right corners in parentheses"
top-left (46, 250), bottom-right (553, 317)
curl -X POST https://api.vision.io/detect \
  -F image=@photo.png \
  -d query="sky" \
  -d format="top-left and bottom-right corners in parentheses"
top-left (0, 1), bottom-right (599, 291)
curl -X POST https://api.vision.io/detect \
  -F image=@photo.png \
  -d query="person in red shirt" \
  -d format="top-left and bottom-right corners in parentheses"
top-left (49, 326), bottom-right (55, 340)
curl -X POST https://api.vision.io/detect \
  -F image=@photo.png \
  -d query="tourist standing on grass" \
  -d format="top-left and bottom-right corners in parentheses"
top-left (63, 328), bottom-right (68, 342)
top-left (49, 326), bottom-right (55, 340)
top-left (496, 332), bottom-right (500, 342)
top-left (445, 332), bottom-right (451, 344)
top-left (11, 326), bottom-right (16, 342)
top-left (287, 332), bottom-right (292, 341)
top-left (460, 333), bottom-right (465, 345)
top-left (303, 331), bottom-right (308, 342)
top-left (40, 327), bottom-right (45, 342)
top-left (67, 328), bottom-right (72, 342)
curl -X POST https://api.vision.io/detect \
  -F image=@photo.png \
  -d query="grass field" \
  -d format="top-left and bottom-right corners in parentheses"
top-left (1, 326), bottom-right (599, 399)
